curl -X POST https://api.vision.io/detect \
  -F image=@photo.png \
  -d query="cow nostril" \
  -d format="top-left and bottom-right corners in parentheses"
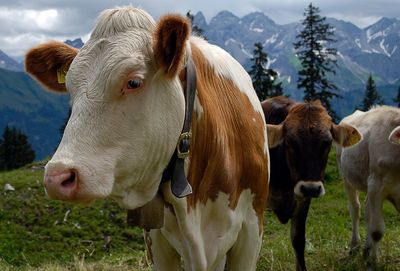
top-left (61, 171), bottom-right (76, 188)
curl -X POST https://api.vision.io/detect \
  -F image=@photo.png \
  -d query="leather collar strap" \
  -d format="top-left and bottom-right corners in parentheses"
top-left (161, 56), bottom-right (196, 198)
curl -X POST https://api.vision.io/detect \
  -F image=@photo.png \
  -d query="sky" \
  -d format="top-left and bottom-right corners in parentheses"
top-left (0, 0), bottom-right (399, 60)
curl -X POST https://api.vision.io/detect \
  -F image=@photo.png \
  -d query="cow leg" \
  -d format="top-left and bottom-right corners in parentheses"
top-left (148, 229), bottom-right (183, 271)
top-left (290, 198), bottom-right (311, 271)
top-left (364, 176), bottom-right (385, 266)
top-left (344, 180), bottom-right (361, 253)
top-left (226, 217), bottom-right (262, 271)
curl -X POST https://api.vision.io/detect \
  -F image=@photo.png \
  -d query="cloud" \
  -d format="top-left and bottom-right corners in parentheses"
top-left (0, 0), bottom-right (399, 59)
top-left (0, 8), bottom-right (58, 35)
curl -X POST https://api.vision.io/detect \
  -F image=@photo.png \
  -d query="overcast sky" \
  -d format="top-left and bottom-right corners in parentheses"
top-left (1, 0), bottom-right (399, 60)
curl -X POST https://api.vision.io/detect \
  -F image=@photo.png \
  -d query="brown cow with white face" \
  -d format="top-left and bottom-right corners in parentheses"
top-left (25, 7), bottom-right (269, 271)
top-left (263, 96), bottom-right (361, 271)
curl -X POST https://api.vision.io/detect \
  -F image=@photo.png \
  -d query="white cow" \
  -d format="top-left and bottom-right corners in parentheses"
top-left (336, 106), bottom-right (400, 265)
top-left (25, 7), bottom-right (270, 271)
top-left (389, 126), bottom-right (400, 144)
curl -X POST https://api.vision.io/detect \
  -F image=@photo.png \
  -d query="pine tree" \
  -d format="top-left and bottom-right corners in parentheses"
top-left (394, 85), bottom-right (400, 108)
top-left (0, 126), bottom-right (35, 170)
top-left (248, 42), bottom-right (283, 101)
top-left (294, 3), bottom-right (339, 120)
top-left (186, 11), bottom-right (206, 39)
top-left (359, 74), bottom-right (383, 111)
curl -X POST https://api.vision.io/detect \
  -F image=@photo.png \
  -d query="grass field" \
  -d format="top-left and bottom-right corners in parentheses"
top-left (0, 150), bottom-right (399, 271)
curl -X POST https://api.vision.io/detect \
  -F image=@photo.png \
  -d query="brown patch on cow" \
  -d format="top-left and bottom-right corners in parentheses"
top-left (284, 100), bottom-right (333, 136)
top-left (25, 41), bottom-right (78, 92)
top-left (153, 15), bottom-right (191, 78)
top-left (261, 96), bottom-right (295, 125)
top-left (186, 44), bottom-right (269, 228)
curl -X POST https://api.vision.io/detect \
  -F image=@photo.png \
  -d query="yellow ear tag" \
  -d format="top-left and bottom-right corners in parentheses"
top-left (57, 67), bottom-right (67, 84)
top-left (348, 132), bottom-right (361, 146)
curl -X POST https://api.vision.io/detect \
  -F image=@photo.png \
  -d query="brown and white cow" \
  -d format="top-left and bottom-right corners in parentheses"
top-left (263, 96), bottom-right (361, 271)
top-left (25, 7), bottom-right (269, 271)
top-left (337, 107), bottom-right (400, 267)
top-left (389, 126), bottom-right (400, 144)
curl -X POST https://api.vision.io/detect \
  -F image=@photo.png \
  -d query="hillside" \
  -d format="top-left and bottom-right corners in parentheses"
top-left (0, 13), bottom-right (399, 159)
top-left (0, 68), bottom-right (69, 160)
top-left (194, 12), bottom-right (400, 101)
top-left (0, 151), bottom-right (399, 270)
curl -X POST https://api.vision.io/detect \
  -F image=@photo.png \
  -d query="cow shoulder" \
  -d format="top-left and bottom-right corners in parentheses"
top-left (187, 42), bottom-right (268, 224)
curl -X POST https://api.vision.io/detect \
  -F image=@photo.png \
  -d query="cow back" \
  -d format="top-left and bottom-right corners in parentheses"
top-left (261, 96), bottom-right (294, 125)
top-left (262, 96), bottom-right (296, 223)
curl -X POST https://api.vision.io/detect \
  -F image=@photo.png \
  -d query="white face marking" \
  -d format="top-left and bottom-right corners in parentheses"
top-left (294, 180), bottom-right (325, 197)
top-left (45, 7), bottom-right (186, 209)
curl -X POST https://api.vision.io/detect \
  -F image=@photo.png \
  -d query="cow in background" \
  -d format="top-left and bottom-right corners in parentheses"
top-left (337, 107), bottom-right (400, 267)
top-left (389, 126), bottom-right (400, 144)
top-left (263, 96), bottom-right (361, 271)
top-left (25, 7), bottom-right (269, 271)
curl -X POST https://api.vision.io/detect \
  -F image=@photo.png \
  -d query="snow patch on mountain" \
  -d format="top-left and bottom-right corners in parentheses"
top-left (265, 34), bottom-right (278, 44)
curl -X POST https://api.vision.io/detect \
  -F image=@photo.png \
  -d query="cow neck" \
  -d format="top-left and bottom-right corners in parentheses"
top-left (160, 56), bottom-right (196, 198)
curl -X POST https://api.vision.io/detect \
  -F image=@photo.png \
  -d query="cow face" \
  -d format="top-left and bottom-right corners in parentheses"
top-left (267, 101), bottom-right (362, 198)
top-left (25, 8), bottom-right (191, 209)
top-left (389, 126), bottom-right (400, 145)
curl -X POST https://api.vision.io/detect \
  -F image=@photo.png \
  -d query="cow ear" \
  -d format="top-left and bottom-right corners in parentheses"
top-left (153, 14), bottom-right (191, 78)
top-left (389, 126), bottom-right (400, 144)
top-left (331, 123), bottom-right (362, 147)
top-left (25, 41), bottom-right (78, 92)
top-left (267, 124), bottom-right (284, 148)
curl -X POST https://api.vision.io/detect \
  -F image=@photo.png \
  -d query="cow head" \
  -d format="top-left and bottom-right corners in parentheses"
top-left (25, 8), bottom-right (191, 209)
top-left (389, 126), bottom-right (400, 145)
top-left (267, 100), bottom-right (362, 198)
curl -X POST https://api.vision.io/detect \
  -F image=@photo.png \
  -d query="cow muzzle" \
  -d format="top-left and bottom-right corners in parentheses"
top-left (294, 180), bottom-right (325, 198)
top-left (44, 168), bottom-right (79, 200)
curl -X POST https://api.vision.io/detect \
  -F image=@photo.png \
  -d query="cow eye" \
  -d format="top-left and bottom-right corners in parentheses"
top-left (127, 79), bottom-right (143, 89)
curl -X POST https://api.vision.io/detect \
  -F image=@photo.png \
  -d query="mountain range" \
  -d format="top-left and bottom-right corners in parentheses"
top-left (0, 39), bottom-right (83, 159)
top-left (0, 12), bottom-right (399, 159)
top-left (193, 11), bottom-right (400, 92)
top-left (192, 11), bottom-right (399, 116)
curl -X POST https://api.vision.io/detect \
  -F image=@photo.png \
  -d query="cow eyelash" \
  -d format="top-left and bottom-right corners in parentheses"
top-left (127, 79), bottom-right (143, 89)
top-left (121, 74), bottom-right (145, 96)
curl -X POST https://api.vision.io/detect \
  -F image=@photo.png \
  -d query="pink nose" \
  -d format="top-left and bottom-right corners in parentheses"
top-left (44, 169), bottom-right (79, 200)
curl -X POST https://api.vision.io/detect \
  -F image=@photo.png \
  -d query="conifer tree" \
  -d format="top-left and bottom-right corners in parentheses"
top-left (394, 85), bottom-right (400, 108)
top-left (186, 11), bottom-right (206, 38)
top-left (359, 74), bottom-right (383, 111)
top-left (0, 126), bottom-right (35, 170)
top-left (294, 3), bottom-right (339, 120)
top-left (249, 42), bottom-right (283, 101)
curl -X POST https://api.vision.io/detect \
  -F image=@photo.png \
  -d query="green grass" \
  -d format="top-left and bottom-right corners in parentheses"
top-left (0, 164), bottom-right (149, 270)
top-left (0, 150), bottom-right (399, 270)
